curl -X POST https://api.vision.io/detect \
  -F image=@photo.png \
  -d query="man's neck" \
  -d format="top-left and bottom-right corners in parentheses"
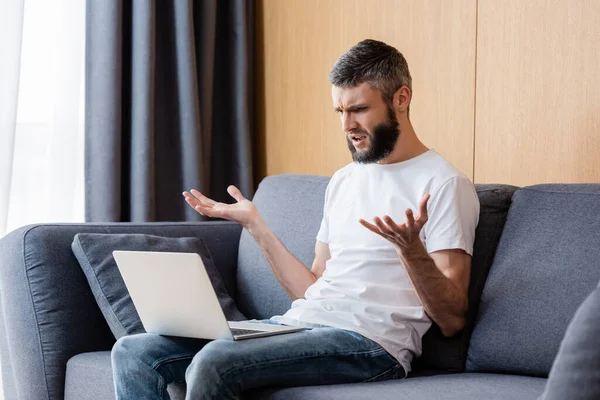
top-left (377, 121), bottom-right (429, 165)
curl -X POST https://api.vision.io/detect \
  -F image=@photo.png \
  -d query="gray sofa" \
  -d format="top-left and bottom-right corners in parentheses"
top-left (1, 174), bottom-right (599, 400)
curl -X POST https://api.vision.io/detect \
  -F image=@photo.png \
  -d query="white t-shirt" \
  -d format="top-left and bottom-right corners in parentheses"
top-left (272, 149), bottom-right (480, 375)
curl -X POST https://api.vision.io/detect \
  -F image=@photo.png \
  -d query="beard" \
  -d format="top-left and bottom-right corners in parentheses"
top-left (347, 107), bottom-right (400, 164)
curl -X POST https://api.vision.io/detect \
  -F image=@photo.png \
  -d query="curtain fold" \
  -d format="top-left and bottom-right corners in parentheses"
top-left (85, 0), bottom-right (254, 222)
top-left (0, 1), bottom-right (25, 236)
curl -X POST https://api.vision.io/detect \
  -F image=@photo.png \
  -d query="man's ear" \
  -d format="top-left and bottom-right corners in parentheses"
top-left (393, 86), bottom-right (411, 113)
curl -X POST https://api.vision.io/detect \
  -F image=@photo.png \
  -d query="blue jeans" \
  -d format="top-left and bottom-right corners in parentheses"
top-left (111, 322), bottom-right (404, 399)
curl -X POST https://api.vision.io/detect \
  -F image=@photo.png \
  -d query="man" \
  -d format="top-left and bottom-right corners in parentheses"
top-left (112, 39), bottom-right (480, 399)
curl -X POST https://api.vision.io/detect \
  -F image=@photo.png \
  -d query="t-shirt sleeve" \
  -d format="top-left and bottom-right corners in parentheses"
top-left (423, 176), bottom-right (480, 256)
top-left (316, 216), bottom-right (329, 243)
top-left (316, 180), bottom-right (332, 244)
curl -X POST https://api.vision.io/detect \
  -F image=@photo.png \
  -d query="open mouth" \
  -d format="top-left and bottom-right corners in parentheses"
top-left (349, 134), bottom-right (367, 144)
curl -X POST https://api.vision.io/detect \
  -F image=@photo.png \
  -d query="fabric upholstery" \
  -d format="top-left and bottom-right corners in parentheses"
top-left (64, 353), bottom-right (546, 400)
top-left (64, 352), bottom-right (186, 400)
top-left (256, 373), bottom-right (546, 400)
top-left (237, 175), bottom-right (518, 373)
top-left (0, 222), bottom-right (241, 400)
top-left (5, 175), bottom-right (598, 400)
top-left (467, 185), bottom-right (600, 376)
top-left (539, 280), bottom-right (600, 399)
top-left (71, 233), bottom-right (245, 339)
top-left (414, 184), bottom-right (517, 372)
top-left (236, 175), bottom-right (330, 319)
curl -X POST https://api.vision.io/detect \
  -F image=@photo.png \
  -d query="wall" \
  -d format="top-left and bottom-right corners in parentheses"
top-left (474, 0), bottom-right (600, 185)
top-left (255, 0), bottom-right (600, 185)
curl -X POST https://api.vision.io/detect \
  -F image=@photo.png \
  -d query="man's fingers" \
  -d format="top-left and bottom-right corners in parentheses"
top-left (418, 194), bottom-right (430, 221)
top-left (184, 197), bottom-right (208, 215)
top-left (359, 219), bottom-right (382, 234)
top-left (227, 185), bottom-right (246, 203)
top-left (360, 219), bottom-right (393, 241)
top-left (182, 193), bottom-right (194, 203)
top-left (183, 192), bottom-right (218, 217)
top-left (382, 215), bottom-right (402, 233)
top-left (183, 192), bottom-right (200, 207)
top-left (190, 189), bottom-right (216, 206)
top-left (374, 217), bottom-right (395, 237)
top-left (405, 209), bottom-right (415, 228)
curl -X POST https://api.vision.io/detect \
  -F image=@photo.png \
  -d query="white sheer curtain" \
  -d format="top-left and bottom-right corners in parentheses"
top-left (0, 0), bottom-right (24, 237)
top-left (0, 0), bottom-right (85, 238)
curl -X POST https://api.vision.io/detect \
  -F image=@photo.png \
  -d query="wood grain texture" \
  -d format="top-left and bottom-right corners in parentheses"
top-left (475, 0), bottom-right (600, 185)
top-left (255, 0), bottom-right (477, 182)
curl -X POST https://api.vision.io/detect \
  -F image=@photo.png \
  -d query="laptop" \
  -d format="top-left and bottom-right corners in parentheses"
top-left (112, 250), bottom-right (305, 340)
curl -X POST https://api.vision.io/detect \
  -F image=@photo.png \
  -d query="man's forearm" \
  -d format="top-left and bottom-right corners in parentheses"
top-left (247, 218), bottom-right (317, 299)
top-left (396, 242), bottom-right (467, 336)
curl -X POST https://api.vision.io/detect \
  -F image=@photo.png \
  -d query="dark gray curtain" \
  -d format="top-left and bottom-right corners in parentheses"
top-left (85, 0), bottom-right (254, 222)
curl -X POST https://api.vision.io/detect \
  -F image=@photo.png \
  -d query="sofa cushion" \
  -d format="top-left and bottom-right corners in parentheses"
top-left (72, 233), bottom-right (245, 339)
top-left (65, 355), bottom-right (546, 400)
top-left (467, 185), bottom-right (600, 376)
top-left (414, 184), bottom-right (518, 373)
top-left (539, 280), bottom-right (600, 399)
top-left (255, 373), bottom-right (546, 400)
top-left (237, 175), bottom-right (329, 319)
top-left (64, 351), bottom-right (186, 400)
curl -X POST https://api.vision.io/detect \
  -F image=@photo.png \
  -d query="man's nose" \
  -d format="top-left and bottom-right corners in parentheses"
top-left (341, 113), bottom-right (358, 133)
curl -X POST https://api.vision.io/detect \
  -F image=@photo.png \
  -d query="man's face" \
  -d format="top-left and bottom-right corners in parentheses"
top-left (332, 83), bottom-right (399, 164)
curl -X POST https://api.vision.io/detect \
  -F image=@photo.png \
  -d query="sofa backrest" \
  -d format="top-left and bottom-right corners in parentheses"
top-left (467, 185), bottom-right (600, 377)
top-left (414, 184), bottom-right (518, 373)
top-left (236, 173), bottom-right (520, 372)
top-left (236, 175), bottom-right (329, 319)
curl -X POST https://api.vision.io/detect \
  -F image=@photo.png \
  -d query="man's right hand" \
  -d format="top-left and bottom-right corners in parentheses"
top-left (182, 185), bottom-right (260, 230)
top-left (184, 185), bottom-right (320, 300)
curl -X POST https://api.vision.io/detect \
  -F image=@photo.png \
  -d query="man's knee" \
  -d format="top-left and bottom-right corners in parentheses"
top-left (112, 335), bottom-right (133, 363)
top-left (185, 340), bottom-right (243, 398)
top-left (186, 340), bottom-right (237, 381)
top-left (111, 334), bottom-right (156, 368)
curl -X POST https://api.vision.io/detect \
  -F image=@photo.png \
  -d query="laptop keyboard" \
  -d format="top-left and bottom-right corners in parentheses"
top-left (231, 328), bottom-right (267, 336)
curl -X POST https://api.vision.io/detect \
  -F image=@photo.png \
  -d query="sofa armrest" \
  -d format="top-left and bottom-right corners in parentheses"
top-left (0, 221), bottom-right (242, 400)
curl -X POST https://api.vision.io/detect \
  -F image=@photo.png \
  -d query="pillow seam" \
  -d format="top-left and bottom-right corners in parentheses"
top-left (73, 237), bottom-right (128, 337)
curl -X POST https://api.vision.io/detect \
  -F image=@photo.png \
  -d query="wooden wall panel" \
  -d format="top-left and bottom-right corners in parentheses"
top-left (255, 0), bottom-right (477, 183)
top-left (475, 0), bottom-right (600, 185)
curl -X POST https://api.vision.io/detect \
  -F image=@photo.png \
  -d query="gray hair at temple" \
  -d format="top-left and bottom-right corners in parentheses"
top-left (329, 39), bottom-right (412, 116)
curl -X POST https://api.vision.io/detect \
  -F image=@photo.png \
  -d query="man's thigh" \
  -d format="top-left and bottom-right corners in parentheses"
top-left (186, 327), bottom-right (403, 392)
top-left (113, 333), bottom-right (209, 382)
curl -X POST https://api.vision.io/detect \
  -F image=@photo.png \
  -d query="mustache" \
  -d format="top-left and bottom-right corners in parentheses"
top-left (347, 130), bottom-right (372, 138)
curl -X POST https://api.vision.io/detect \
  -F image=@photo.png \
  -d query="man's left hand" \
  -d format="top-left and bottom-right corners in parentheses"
top-left (359, 193), bottom-right (431, 252)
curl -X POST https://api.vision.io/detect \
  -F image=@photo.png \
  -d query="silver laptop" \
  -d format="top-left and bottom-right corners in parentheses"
top-left (112, 250), bottom-right (305, 340)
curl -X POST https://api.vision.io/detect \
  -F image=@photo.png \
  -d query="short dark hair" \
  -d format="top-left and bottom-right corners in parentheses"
top-left (329, 39), bottom-right (412, 114)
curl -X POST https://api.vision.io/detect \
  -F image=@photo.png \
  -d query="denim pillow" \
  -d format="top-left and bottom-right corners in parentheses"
top-left (71, 233), bottom-right (245, 339)
top-left (539, 281), bottom-right (600, 400)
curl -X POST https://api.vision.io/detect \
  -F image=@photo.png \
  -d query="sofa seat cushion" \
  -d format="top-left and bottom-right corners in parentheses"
top-left (65, 351), bottom-right (186, 400)
top-left (65, 353), bottom-right (546, 400)
top-left (256, 373), bottom-right (546, 400)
